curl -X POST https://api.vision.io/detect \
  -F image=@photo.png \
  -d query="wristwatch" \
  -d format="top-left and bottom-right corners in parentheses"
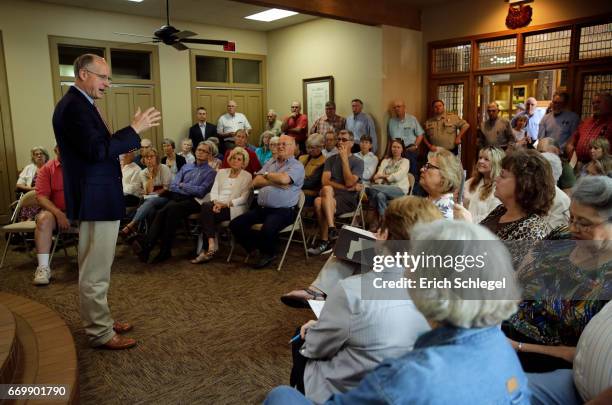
top-left (263, 171), bottom-right (269, 179)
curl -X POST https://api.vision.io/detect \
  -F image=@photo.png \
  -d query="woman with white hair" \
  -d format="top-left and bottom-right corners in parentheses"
top-left (204, 140), bottom-right (222, 171)
top-left (269, 136), bottom-right (280, 161)
top-left (300, 133), bottom-right (326, 206)
top-left (540, 152), bottom-right (570, 233)
top-left (464, 146), bottom-right (504, 224)
top-left (266, 220), bottom-right (529, 404)
top-left (419, 149), bottom-right (462, 219)
top-left (191, 147), bottom-right (252, 263)
top-left (504, 175), bottom-right (612, 373)
top-left (16, 146), bottom-right (50, 193)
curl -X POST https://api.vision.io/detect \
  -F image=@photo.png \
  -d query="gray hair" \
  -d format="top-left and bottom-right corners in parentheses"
top-left (572, 176), bottom-right (612, 220)
top-left (161, 138), bottom-right (175, 149)
top-left (30, 146), bottom-right (50, 163)
top-left (267, 109), bottom-right (277, 117)
top-left (408, 220), bottom-right (520, 328)
top-left (269, 136), bottom-right (280, 145)
top-left (259, 130), bottom-right (275, 147)
top-left (141, 138), bottom-right (152, 147)
top-left (541, 152), bottom-right (562, 183)
top-left (73, 53), bottom-right (103, 78)
top-left (203, 140), bottom-right (218, 156)
top-left (307, 133), bottom-right (324, 147)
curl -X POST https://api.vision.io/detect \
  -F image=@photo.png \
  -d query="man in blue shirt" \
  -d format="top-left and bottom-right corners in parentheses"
top-left (134, 141), bottom-right (216, 264)
top-left (537, 92), bottom-right (580, 148)
top-left (345, 99), bottom-right (377, 153)
top-left (230, 134), bottom-right (305, 269)
top-left (512, 97), bottom-right (545, 143)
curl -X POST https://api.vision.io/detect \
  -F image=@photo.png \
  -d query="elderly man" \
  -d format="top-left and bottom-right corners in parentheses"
top-left (538, 92), bottom-right (579, 149)
top-left (189, 106), bottom-right (217, 151)
top-left (423, 99), bottom-right (469, 155)
top-left (32, 146), bottom-right (68, 286)
top-left (511, 97), bottom-right (545, 144)
top-left (346, 98), bottom-right (377, 153)
top-left (266, 109), bottom-right (282, 136)
top-left (478, 102), bottom-right (514, 149)
top-left (134, 141), bottom-right (216, 264)
top-left (230, 134), bottom-right (305, 269)
top-left (221, 129), bottom-right (261, 175)
top-left (566, 92), bottom-right (612, 163)
top-left (388, 99), bottom-right (424, 176)
top-left (308, 129), bottom-right (364, 256)
top-left (321, 131), bottom-right (338, 159)
top-left (217, 100), bottom-right (251, 151)
top-left (134, 138), bottom-right (152, 168)
top-left (282, 101), bottom-right (308, 152)
top-left (309, 101), bottom-right (345, 139)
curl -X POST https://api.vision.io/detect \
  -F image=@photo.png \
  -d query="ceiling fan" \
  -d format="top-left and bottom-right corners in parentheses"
top-left (114, 0), bottom-right (234, 51)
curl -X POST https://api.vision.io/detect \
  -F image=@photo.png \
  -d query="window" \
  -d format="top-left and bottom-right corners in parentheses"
top-left (433, 44), bottom-right (471, 74)
top-left (524, 29), bottom-right (571, 64)
top-left (478, 38), bottom-right (517, 69)
top-left (581, 73), bottom-right (612, 119)
top-left (195, 55), bottom-right (228, 83)
top-left (579, 22), bottom-right (612, 59)
top-left (58, 45), bottom-right (104, 77)
top-left (232, 59), bottom-right (260, 84)
top-left (110, 49), bottom-right (151, 80)
top-left (438, 84), bottom-right (464, 118)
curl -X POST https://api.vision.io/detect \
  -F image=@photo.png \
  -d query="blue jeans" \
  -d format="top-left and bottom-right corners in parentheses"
top-left (366, 185), bottom-right (405, 215)
top-left (132, 196), bottom-right (169, 225)
top-left (265, 386), bottom-right (312, 405)
top-left (527, 370), bottom-right (582, 405)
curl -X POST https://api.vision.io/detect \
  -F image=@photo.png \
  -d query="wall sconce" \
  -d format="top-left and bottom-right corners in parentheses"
top-left (505, 0), bottom-right (534, 29)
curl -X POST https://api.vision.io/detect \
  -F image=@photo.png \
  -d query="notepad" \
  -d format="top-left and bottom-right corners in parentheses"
top-left (308, 300), bottom-right (325, 319)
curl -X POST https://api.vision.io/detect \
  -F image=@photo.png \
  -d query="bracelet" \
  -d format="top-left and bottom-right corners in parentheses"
top-left (517, 342), bottom-right (523, 352)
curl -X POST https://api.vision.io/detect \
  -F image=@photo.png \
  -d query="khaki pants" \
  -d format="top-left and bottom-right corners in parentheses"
top-left (78, 220), bottom-right (120, 347)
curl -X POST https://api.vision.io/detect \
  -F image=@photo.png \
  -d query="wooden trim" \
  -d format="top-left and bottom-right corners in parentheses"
top-left (0, 31), bottom-right (17, 223)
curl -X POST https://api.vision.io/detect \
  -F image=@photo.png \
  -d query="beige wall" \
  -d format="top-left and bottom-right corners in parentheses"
top-left (267, 19), bottom-right (385, 150)
top-left (0, 0), bottom-right (267, 168)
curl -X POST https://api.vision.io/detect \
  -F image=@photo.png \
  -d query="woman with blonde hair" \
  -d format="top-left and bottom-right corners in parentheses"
top-left (191, 147), bottom-right (252, 263)
top-left (464, 146), bottom-right (505, 223)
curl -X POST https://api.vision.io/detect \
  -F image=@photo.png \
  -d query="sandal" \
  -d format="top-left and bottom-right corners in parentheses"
top-left (120, 224), bottom-right (137, 240)
top-left (280, 288), bottom-right (327, 309)
top-left (191, 250), bottom-right (217, 264)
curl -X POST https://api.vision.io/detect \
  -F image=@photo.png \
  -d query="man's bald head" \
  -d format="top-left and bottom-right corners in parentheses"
top-left (278, 135), bottom-right (295, 159)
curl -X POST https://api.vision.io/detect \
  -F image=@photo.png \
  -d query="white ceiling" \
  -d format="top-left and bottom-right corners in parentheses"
top-left (36, 0), bottom-right (319, 32)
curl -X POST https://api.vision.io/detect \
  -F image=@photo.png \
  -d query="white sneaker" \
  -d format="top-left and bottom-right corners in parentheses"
top-left (33, 265), bottom-right (51, 285)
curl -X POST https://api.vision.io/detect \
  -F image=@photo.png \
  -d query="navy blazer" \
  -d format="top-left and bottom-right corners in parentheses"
top-left (189, 122), bottom-right (217, 147)
top-left (53, 86), bottom-right (141, 221)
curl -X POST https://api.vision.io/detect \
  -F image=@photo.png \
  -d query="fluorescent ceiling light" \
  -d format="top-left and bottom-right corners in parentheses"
top-left (128, 0), bottom-right (144, 3)
top-left (245, 8), bottom-right (298, 22)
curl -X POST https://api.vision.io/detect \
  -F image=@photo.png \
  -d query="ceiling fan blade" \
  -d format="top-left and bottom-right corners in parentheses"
top-left (114, 32), bottom-right (155, 39)
top-left (174, 30), bottom-right (197, 39)
top-left (180, 38), bottom-right (229, 46)
top-left (172, 42), bottom-right (189, 51)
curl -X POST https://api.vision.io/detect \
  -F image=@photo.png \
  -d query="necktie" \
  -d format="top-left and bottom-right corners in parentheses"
top-left (94, 102), bottom-right (112, 135)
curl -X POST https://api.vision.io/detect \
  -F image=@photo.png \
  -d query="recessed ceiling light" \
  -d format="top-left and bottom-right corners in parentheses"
top-left (245, 8), bottom-right (298, 22)
top-left (128, 0), bottom-right (144, 3)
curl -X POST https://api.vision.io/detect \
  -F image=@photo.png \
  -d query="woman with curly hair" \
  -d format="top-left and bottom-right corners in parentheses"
top-left (464, 146), bottom-right (505, 223)
top-left (480, 149), bottom-right (555, 240)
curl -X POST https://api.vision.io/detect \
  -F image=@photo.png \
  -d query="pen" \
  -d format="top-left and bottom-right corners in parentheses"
top-left (288, 333), bottom-right (301, 344)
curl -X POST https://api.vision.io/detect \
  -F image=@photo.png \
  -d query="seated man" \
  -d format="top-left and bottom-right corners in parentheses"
top-left (221, 129), bottom-right (262, 175)
top-left (33, 145), bottom-right (69, 285)
top-left (321, 130), bottom-right (338, 159)
top-left (353, 134), bottom-right (378, 185)
top-left (308, 130), bottom-right (364, 256)
top-left (229, 135), bottom-right (305, 269)
top-left (133, 142), bottom-right (216, 264)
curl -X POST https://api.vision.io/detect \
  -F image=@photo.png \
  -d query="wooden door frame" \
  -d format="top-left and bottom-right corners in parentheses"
top-left (0, 31), bottom-right (17, 223)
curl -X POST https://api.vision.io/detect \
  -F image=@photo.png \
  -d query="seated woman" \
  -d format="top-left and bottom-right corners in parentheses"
top-left (160, 138), bottom-right (186, 178)
top-left (481, 149), bottom-right (554, 241)
top-left (256, 130), bottom-right (274, 166)
top-left (120, 148), bottom-right (172, 239)
top-left (269, 136), bottom-right (280, 161)
top-left (503, 175), bottom-right (612, 373)
top-left (121, 151), bottom-right (143, 207)
top-left (178, 137), bottom-right (195, 164)
top-left (365, 138), bottom-right (410, 231)
top-left (281, 196), bottom-right (442, 307)
top-left (419, 149), bottom-right (462, 219)
top-left (204, 140), bottom-right (222, 171)
top-left (267, 221), bottom-right (529, 404)
top-left (17, 146), bottom-right (50, 221)
top-left (191, 147), bottom-right (252, 263)
top-left (299, 133), bottom-right (326, 207)
top-left (353, 134), bottom-right (378, 185)
top-left (584, 137), bottom-right (612, 176)
top-left (464, 146), bottom-right (504, 224)
top-left (288, 196), bottom-right (441, 402)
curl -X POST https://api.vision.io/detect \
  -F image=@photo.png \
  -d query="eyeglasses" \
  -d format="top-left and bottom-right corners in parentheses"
top-left (195, 148), bottom-right (210, 154)
top-left (568, 215), bottom-right (607, 232)
top-left (278, 142), bottom-right (293, 147)
top-left (337, 137), bottom-right (350, 142)
top-left (85, 69), bottom-right (112, 82)
top-left (423, 162), bottom-right (440, 171)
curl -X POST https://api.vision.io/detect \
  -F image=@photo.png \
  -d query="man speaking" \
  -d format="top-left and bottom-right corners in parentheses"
top-left (53, 54), bottom-right (161, 349)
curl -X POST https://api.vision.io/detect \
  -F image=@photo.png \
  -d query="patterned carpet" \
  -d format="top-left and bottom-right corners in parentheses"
top-left (0, 236), bottom-right (328, 404)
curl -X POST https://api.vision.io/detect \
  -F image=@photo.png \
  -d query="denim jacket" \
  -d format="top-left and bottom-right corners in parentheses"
top-left (318, 326), bottom-right (530, 404)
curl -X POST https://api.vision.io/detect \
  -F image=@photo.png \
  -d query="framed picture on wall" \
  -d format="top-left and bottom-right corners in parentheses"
top-left (303, 76), bottom-right (334, 127)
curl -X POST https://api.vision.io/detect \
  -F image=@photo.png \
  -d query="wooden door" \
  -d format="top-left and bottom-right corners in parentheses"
top-left (132, 86), bottom-right (159, 146)
top-left (232, 90), bottom-right (263, 145)
top-left (195, 88), bottom-right (231, 130)
top-left (0, 34), bottom-right (16, 222)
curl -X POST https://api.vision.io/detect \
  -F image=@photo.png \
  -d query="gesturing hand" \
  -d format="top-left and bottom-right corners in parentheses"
top-left (131, 107), bottom-right (161, 134)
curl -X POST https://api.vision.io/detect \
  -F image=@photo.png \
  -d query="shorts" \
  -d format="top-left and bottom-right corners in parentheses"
top-left (334, 190), bottom-right (359, 215)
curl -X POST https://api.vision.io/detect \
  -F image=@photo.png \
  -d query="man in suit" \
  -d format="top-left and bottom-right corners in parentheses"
top-left (53, 54), bottom-right (160, 350)
top-left (189, 106), bottom-right (218, 151)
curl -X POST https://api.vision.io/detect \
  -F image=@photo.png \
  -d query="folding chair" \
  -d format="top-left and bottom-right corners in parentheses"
top-left (336, 189), bottom-right (366, 229)
top-left (0, 190), bottom-right (38, 268)
top-left (48, 226), bottom-right (80, 267)
top-left (228, 192), bottom-right (309, 272)
top-left (407, 173), bottom-right (415, 195)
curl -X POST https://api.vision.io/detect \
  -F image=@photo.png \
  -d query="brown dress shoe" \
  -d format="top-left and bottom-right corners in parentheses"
top-left (113, 321), bottom-right (133, 334)
top-left (100, 334), bottom-right (137, 350)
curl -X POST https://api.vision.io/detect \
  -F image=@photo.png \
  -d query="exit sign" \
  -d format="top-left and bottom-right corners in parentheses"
top-left (224, 42), bottom-right (236, 52)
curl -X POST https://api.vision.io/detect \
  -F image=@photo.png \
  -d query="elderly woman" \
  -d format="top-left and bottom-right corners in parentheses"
top-left (191, 147), bottom-right (252, 263)
top-left (419, 148), bottom-right (462, 219)
top-left (267, 221), bottom-right (529, 404)
top-left (366, 138), bottom-right (410, 231)
top-left (269, 135), bottom-right (280, 161)
top-left (299, 133), bottom-right (326, 206)
top-left (481, 149), bottom-right (554, 240)
top-left (120, 148), bottom-right (172, 239)
top-left (256, 130), bottom-right (274, 165)
top-left (160, 138), bottom-right (186, 177)
top-left (504, 175), bottom-right (612, 373)
top-left (178, 138), bottom-right (195, 164)
top-left (16, 146), bottom-right (49, 193)
top-left (286, 197), bottom-right (442, 402)
top-left (121, 151), bottom-right (143, 207)
top-left (204, 140), bottom-right (222, 171)
top-left (464, 146), bottom-right (504, 224)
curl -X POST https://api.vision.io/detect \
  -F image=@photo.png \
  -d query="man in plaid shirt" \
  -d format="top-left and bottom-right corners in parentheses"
top-left (566, 93), bottom-right (611, 163)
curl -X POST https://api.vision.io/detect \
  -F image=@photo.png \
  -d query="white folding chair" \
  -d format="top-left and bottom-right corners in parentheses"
top-left (0, 190), bottom-right (38, 268)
